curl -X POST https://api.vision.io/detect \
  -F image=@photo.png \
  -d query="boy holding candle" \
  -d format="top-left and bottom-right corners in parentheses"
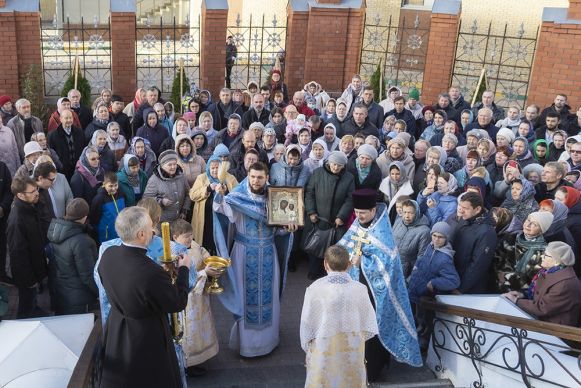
top-left (170, 219), bottom-right (220, 377)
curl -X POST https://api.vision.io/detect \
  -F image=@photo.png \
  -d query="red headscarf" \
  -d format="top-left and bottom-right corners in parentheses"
top-left (563, 186), bottom-right (581, 208)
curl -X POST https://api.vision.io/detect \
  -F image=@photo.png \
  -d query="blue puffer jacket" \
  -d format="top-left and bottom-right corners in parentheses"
top-left (89, 187), bottom-right (126, 243)
top-left (392, 201), bottom-right (431, 277)
top-left (408, 242), bottom-right (460, 304)
top-left (269, 145), bottom-right (311, 187)
top-left (417, 191), bottom-right (458, 227)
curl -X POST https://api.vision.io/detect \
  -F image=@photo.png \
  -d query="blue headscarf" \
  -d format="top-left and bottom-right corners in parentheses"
top-left (206, 155), bottom-right (221, 184)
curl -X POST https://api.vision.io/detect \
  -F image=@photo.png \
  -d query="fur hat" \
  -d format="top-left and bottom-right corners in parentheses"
top-left (357, 144), bottom-right (378, 160)
top-left (528, 212), bottom-right (554, 234)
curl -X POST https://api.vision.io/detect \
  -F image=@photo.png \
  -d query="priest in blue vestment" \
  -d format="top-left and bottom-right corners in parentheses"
top-left (338, 188), bottom-right (422, 381)
top-left (213, 162), bottom-right (294, 357)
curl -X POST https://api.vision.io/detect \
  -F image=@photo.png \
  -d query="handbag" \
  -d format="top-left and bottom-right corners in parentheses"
top-left (303, 218), bottom-right (336, 258)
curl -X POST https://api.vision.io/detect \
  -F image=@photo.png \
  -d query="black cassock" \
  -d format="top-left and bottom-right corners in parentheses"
top-left (98, 244), bottom-right (189, 388)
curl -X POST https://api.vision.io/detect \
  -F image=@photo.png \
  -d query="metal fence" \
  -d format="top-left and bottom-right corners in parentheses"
top-left (359, 13), bottom-right (430, 97)
top-left (452, 20), bottom-right (539, 110)
top-left (41, 15), bottom-right (112, 98)
top-left (226, 13), bottom-right (286, 90)
top-left (136, 14), bottom-right (200, 94)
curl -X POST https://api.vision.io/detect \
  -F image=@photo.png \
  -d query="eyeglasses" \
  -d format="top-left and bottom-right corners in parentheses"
top-left (570, 150), bottom-right (581, 154)
top-left (23, 188), bottom-right (39, 194)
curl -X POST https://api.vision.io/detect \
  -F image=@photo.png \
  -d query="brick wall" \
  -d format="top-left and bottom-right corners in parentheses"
top-left (527, 21), bottom-right (581, 108)
top-left (570, 0), bottom-right (581, 19)
top-left (200, 5), bottom-right (228, 98)
top-left (421, 13), bottom-right (460, 105)
top-left (110, 13), bottom-right (137, 102)
top-left (342, 7), bottom-right (365, 90)
top-left (284, 4), bottom-right (309, 95)
top-left (0, 13), bottom-right (19, 97)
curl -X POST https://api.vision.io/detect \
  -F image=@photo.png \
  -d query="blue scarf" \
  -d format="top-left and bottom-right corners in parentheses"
top-left (356, 159), bottom-right (371, 184)
top-left (205, 155), bottom-right (221, 184)
top-left (224, 178), bottom-right (268, 224)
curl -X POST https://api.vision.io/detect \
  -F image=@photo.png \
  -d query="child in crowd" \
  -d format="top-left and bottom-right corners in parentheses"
top-left (170, 219), bottom-right (220, 377)
top-left (408, 221), bottom-right (460, 350)
top-left (89, 172), bottom-right (126, 243)
top-left (300, 245), bottom-right (378, 387)
top-left (284, 114), bottom-right (308, 145)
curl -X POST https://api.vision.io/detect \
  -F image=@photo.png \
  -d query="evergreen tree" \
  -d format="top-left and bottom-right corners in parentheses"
top-left (21, 64), bottom-right (50, 126)
top-left (370, 61), bottom-right (382, 101)
top-left (61, 72), bottom-right (92, 107)
top-left (171, 68), bottom-right (190, 114)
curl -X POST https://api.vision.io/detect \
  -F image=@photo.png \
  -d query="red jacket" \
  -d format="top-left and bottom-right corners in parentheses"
top-left (47, 110), bottom-right (82, 133)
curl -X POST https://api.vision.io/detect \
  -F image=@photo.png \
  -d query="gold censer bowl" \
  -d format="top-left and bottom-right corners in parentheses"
top-left (203, 256), bottom-right (231, 294)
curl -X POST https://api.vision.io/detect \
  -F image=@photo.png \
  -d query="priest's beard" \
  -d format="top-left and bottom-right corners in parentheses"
top-left (250, 186), bottom-right (266, 195)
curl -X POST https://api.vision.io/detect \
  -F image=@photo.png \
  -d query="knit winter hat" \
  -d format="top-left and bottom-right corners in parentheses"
top-left (497, 127), bottom-right (515, 144)
top-left (431, 221), bottom-right (451, 238)
top-left (249, 122), bottom-right (265, 132)
top-left (528, 212), bottom-right (554, 234)
top-left (357, 144), bottom-right (378, 160)
top-left (327, 151), bottom-right (348, 166)
top-left (263, 127), bottom-right (276, 136)
top-left (23, 141), bottom-right (43, 158)
top-left (182, 112), bottom-right (196, 120)
top-left (158, 150), bottom-right (178, 166)
top-left (64, 198), bottom-right (90, 221)
top-left (442, 133), bottom-right (458, 146)
top-left (545, 241), bottom-right (576, 266)
top-left (0, 95), bottom-right (11, 107)
top-left (213, 144), bottom-right (230, 158)
top-left (408, 88), bottom-right (420, 100)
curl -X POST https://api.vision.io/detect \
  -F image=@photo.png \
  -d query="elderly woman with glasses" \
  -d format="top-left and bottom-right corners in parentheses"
top-left (503, 241), bottom-right (581, 326)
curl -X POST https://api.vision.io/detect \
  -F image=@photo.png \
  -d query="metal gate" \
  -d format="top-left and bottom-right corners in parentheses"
top-left (452, 20), bottom-right (539, 109)
top-left (41, 15), bottom-right (112, 97)
top-left (359, 13), bottom-right (430, 96)
top-left (135, 15), bottom-right (201, 94)
top-left (226, 13), bottom-right (286, 90)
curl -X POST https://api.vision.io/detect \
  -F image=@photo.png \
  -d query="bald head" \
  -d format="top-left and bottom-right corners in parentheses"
top-left (61, 109), bottom-right (74, 128)
top-left (242, 130), bottom-right (256, 149)
top-left (293, 91), bottom-right (305, 107)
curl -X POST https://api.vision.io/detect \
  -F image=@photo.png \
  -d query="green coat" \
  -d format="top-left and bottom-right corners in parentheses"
top-left (117, 168), bottom-right (148, 207)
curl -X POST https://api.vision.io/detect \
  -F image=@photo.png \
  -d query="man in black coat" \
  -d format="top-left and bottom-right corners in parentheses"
top-left (384, 96), bottom-right (417, 136)
top-left (68, 89), bottom-right (93, 130)
top-left (47, 109), bottom-right (86, 180)
top-left (132, 86), bottom-right (164, 134)
top-left (242, 93), bottom-right (270, 129)
top-left (539, 94), bottom-right (572, 133)
top-left (110, 94), bottom-right (132, 139)
top-left (449, 86), bottom-right (472, 113)
top-left (0, 161), bottom-right (12, 284)
top-left (98, 207), bottom-right (190, 388)
top-left (535, 162), bottom-right (570, 202)
top-left (207, 88), bottom-right (245, 130)
top-left (463, 107), bottom-right (500, 139)
top-left (341, 103), bottom-right (379, 138)
top-left (433, 93), bottom-right (459, 125)
top-left (6, 176), bottom-right (48, 318)
top-left (452, 192), bottom-right (497, 294)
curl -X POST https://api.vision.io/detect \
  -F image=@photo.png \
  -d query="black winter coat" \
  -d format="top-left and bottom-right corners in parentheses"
top-left (566, 200), bottom-right (581, 276)
top-left (47, 218), bottom-right (98, 312)
top-left (0, 161), bottom-right (12, 222)
top-left (48, 125), bottom-right (86, 180)
top-left (452, 210), bottom-right (498, 294)
top-left (345, 158), bottom-right (382, 191)
top-left (341, 117), bottom-right (379, 138)
top-left (242, 108), bottom-right (271, 129)
top-left (6, 198), bottom-right (48, 287)
top-left (84, 118), bottom-right (109, 143)
top-left (303, 164), bottom-right (355, 246)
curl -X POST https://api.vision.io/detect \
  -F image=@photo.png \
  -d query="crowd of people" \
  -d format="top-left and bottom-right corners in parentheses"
top-left (1, 71), bottom-right (581, 385)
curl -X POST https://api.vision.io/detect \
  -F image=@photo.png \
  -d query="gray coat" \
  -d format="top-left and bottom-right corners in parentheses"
top-left (143, 165), bottom-right (191, 223)
top-left (0, 125), bottom-right (20, 176)
top-left (47, 218), bottom-right (98, 312)
top-left (7, 114), bottom-right (43, 160)
top-left (50, 173), bottom-right (74, 219)
top-left (392, 212), bottom-right (431, 277)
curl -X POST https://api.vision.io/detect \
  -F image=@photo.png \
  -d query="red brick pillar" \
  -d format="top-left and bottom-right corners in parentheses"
top-left (286, 1), bottom-right (365, 95)
top-left (200, 2), bottom-right (228, 98)
top-left (422, 0), bottom-right (461, 105)
top-left (528, 5), bottom-right (581, 107)
top-left (110, 12), bottom-right (137, 102)
top-left (0, 13), bottom-right (19, 97)
top-left (15, 12), bottom-right (41, 82)
top-left (284, 3), bottom-right (309, 94)
top-left (569, 0), bottom-right (581, 19)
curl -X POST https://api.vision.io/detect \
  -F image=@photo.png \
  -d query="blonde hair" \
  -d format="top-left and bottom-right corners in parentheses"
top-left (324, 245), bottom-right (350, 272)
top-left (198, 111), bottom-right (213, 123)
top-left (471, 166), bottom-right (487, 179)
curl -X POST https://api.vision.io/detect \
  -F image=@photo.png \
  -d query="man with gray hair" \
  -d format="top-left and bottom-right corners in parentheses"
top-left (98, 206), bottom-right (191, 388)
top-left (463, 107), bottom-right (500, 139)
top-left (7, 98), bottom-right (43, 160)
top-left (242, 93), bottom-right (270, 129)
top-left (471, 90), bottom-right (506, 123)
top-left (67, 88), bottom-right (93, 129)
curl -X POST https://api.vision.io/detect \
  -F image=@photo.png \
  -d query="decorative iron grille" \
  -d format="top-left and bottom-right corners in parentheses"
top-left (360, 13), bottom-right (430, 96)
top-left (452, 20), bottom-right (539, 110)
top-left (136, 14), bottom-right (200, 94)
top-left (41, 15), bottom-right (112, 97)
top-left (226, 13), bottom-right (286, 90)
top-left (431, 315), bottom-right (581, 388)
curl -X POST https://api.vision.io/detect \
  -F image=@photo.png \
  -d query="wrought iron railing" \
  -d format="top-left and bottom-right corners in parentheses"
top-left (422, 298), bottom-right (581, 388)
top-left (226, 13), bottom-right (286, 90)
top-left (41, 15), bottom-right (112, 97)
top-left (136, 14), bottom-right (200, 94)
top-left (452, 20), bottom-right (539, 110)
top-left (359, 13), bottom-right (430, 96)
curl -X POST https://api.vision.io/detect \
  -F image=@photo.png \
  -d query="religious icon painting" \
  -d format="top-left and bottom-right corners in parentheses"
top-left (266, 186), bottom-right (305, 227)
